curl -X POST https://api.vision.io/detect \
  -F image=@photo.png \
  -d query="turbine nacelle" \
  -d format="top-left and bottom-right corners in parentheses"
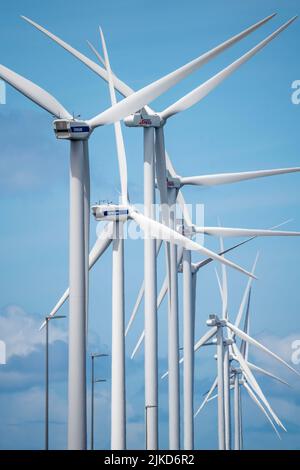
top-left (176, 223), bottom-right (195, 238)
top-left (124, 110), bottom-right (163, 128)
top-left (206, 314), bottom-right (225, 327)
top-left (91, 203), bottom-right (129, 222)
top-left (167, 176), bottom-right (182, 189)
top-left (53, 119), bottom-right (92, 140)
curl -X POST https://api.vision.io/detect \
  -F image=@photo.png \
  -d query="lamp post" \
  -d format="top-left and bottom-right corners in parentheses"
top-left (91, 353), bottom-right (108, 450)
top-left (44, 314), bottom-right (66, 451)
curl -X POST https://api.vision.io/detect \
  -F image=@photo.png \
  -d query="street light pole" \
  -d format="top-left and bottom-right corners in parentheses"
top-left (45, 317), bottom-right (49, 451)
top-left (90, 353), bottom-right (108, 450)
top-left (44, 315), bottom-right (66, 451)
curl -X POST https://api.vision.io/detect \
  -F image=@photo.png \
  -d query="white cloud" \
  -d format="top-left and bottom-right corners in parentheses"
top-left (0, 305), bottom-right (67, 360)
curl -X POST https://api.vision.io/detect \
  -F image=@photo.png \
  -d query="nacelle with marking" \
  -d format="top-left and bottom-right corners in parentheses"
top-left (53, 120), bottom-right (92, 140)
top-left (92, 204), bottom-right (129, 222)
top-left (124, 112), bottom-right (162, 128)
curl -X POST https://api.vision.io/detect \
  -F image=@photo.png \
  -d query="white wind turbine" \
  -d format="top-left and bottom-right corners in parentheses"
top-left (192, 254), bottom-right (300, 450)
top-left (98, 29), bottom-right (127, 451)
top-left (231, 287), bottom-right (287, 449)
top-left (89, 28), bottom-right (263, 451)
top-left (22, 12), bottom-right (282, 449)
top-left (199, 287), bottom-right (291, 449)
top-left (2, 24), bottom-right (262, 449)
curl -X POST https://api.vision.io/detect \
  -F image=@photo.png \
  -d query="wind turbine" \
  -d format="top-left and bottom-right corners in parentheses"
top-left (98, 29), bottom-right (128, 450)
top-left (200, 288), bottom-right (291, 449)
top-left (192, 254), bottom-right (300, 450)
top-left (21, 13), bottom-right (281, 448)
top-left (2, 24), bottom-right (261, 449)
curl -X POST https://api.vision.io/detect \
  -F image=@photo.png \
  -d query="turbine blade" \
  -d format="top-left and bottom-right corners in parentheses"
top-left (179, 167), bottom-right (300, 187)
top-left (86, 40), bottom-right (106, 67)
top-left (193, 220), bottom-right (292, 272)
top-left (194, 226), bottom-right (300, 237)
top-left (232, 343), bottom-right (286, 430)
top-left (194, 326), bottom-right (218, 352)
top-left (240, 288), bottom-right (252, 358)
top-left (130, 244), bottom-right (182, 356)
top-left (215, 268), bottom-right (224, 304)
top-left (160, 17), bottom-right (297, 120)
top-left (234, 253), bottom-right (259, 329)
top-left (39, 289), bottom-right (70, 330)
top-left (207, 384), bottom-right (235, 402)
top-left (155, 128), bottom-right (170, 226)
top-left (39, 222), bottom-right (113, 329)
top-left (162, 327), bottom-right (217, 379)
top-left (228, 321), bottom-right (300, 377)
top-left (130, 210), bottom-right (257, 279)
top-left (247, 361), bottom-right (291, 387)
top-left (21, 15), bottom-right (133, 98)
top-left (125, 281), bottom-right (144, 337)
top-left (89, 17), bottom-right (290, 128)
top-left (100, 28), bottom-right (128, 204)
top-left (131, 277), bottom-right (168, 359)
top-left (0, 64), bottom-right (71, 119)
top-left (220, 236), bottom-right (228, 320)
top-left (126, 239), bottom-right (163, 336)
top-left (243, 381), bottom-right (281, 439)
top-left (194, 377), bottom-right (218, 417)
top-left (165, 152), bottom-right (193, 227)
top-left (88, 222), bottom-right (115, 268)
top-left (131, 332), bottom-right (144, 359)
top-left (22, 14), bottom-right (276, 114)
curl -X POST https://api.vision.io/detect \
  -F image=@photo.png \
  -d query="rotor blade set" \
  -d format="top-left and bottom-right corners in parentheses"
top-left (2, 13), bottom-right (300, 451)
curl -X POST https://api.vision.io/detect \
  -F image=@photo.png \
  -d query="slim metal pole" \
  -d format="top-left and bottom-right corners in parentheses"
top-left (91, 355), bottom-right (95, 450)
top-left (68, 140), bottom-right (87, 450)
top-left (45, 318), bottom-right (49, 451)
top-left (44, 315), bottom-right (65, 451)
top-left (143, 127), bottom-right (158, 450)
top-left (217, 326), bottom-right (225, 450)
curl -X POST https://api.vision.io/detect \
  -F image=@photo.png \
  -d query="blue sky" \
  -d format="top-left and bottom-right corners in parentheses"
top-left (1, 0), bottom-right (300, 450)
